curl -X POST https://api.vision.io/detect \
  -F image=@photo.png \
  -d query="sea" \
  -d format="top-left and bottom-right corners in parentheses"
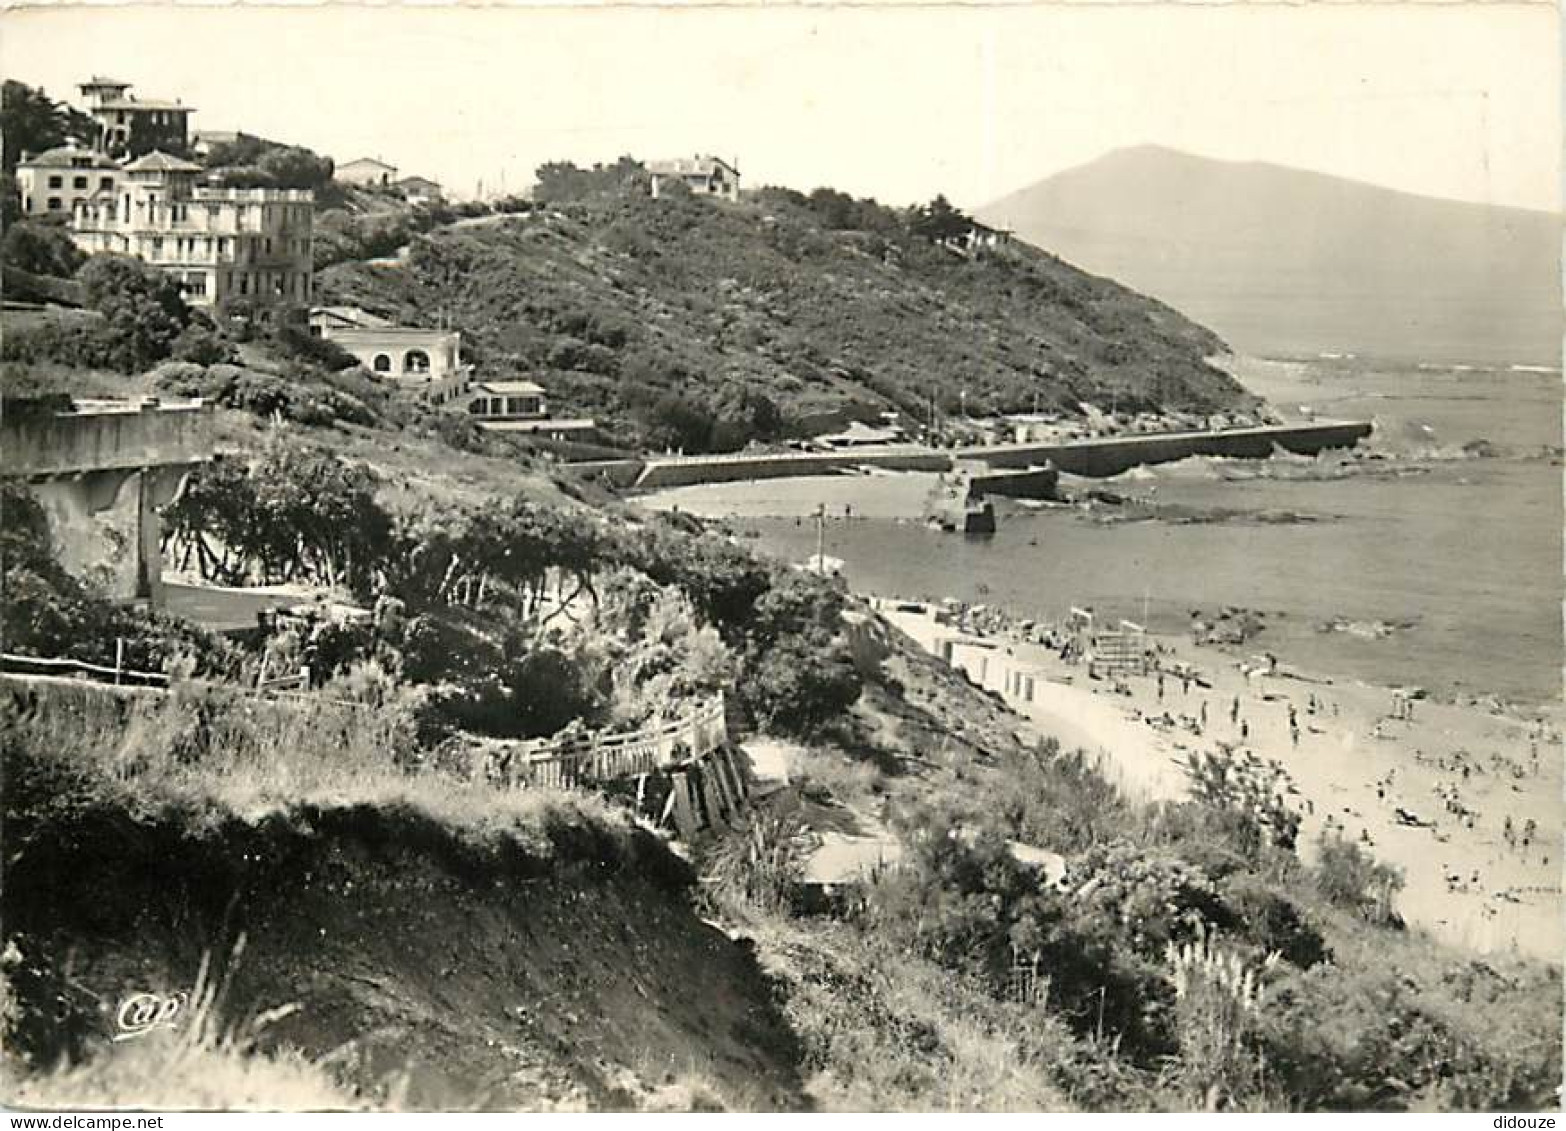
top-left (652, 359), bottom-right (1563, 706)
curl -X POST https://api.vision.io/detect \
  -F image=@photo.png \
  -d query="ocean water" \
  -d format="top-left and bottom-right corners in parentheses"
top-left (726, 362), bottom-right (1563, 704)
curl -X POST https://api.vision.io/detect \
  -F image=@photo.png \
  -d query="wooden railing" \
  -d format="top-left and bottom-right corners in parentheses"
top-left (0, 651), bottom-right (169, 688)
top-left (2, 650), bottom-right (732, 792)
top-left (485, 693), bottom-right (729, 789)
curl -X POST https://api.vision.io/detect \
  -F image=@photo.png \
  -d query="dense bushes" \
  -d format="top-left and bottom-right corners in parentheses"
top-left (2, 255), bottom-right (193, 374)
top-left (151, 362), bottom-right (377, 428)
top-left (77, 255), bottom-right (192, 369)
top-left (1313, 833), bottom-right (1405, 927)
top-left (0, 220), bottom-right (84, 278)
top-left (157, 448), bottom-right (863, 740)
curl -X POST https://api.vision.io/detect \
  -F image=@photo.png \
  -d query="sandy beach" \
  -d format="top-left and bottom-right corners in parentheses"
top-left (878, 600), bottom-right (1563, 964)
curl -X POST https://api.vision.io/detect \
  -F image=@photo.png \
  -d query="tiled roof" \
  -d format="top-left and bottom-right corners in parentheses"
top-left (123, 150), bottom-right (203, 173)
top-left (311, 305), bottom-right (394, 329)
top-left (647, 155), bottom-right (738, 177)
top-left (94, 98), bottom-right (192, 112)
top-left (18, 145), bottom-right (120, 170)
top-left (81, 76), bottom-right (132, 88)
top-left (475, 380), bottom-right (545, 395)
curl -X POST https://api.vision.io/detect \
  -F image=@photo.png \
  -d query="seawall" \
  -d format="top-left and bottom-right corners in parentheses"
top-left (628, 420), bottom-right (1373, 490)
top-left (968, 420), bottom-right (1375, 478)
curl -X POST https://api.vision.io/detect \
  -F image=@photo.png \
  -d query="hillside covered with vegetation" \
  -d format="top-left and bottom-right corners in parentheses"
top-left (318, 167), bottom-right (1249, 451)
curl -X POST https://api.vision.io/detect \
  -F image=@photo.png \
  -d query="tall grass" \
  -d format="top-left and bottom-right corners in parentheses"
top-left (6, 938), bottom-right (358, 1111)
top-left (2, 672), bottom-right (645, 858)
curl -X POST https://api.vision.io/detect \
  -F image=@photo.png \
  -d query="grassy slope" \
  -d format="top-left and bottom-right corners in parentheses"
top-left (1, 677), bottom-right (805, 1111)
top-left (315, 190), bottom-right (1251, 445)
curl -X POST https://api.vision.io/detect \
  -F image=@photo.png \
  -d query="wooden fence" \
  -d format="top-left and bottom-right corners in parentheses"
top-left (485, 694), bottom-right (730, 789)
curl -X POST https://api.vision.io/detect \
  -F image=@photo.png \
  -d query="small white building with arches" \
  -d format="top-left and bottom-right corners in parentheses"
top-left (308, 306), bottom-right (471, 404)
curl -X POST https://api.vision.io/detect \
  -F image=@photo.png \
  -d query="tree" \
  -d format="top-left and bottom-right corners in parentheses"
top-left (909, 194), bottom-right (973, 243)
top-left (76, 254), bottom-right (192, 370)
top-left (533, 156), bottom-right (647, 204)
top-left (1, 81), bottom-right (95, 172)
top-left (257, 146), bottom-right (334, 190)
top-left (1, 220), bottom-right (85, 278)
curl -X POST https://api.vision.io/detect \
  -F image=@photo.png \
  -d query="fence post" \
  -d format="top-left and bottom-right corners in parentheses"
top-left (114, 638), bottom-right (125, 686)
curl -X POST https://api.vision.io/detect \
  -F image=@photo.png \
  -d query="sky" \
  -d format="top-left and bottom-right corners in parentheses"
top-left (2, 2), bottom-right (1558, 212)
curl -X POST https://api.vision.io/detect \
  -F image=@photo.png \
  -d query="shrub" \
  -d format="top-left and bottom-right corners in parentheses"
top-left (1216, 874), bottom-right (1328, 969)
top-left (741, 634), bottom-right (862, 738)
top-left (1163, 931), bottom-right (1280, 1109)
top-left (271, 319), bottom-right (359, 371)
top-left (1, 220), bottom-right (84, 278)
top-left (1313, 833), bottom-right (1404, 927)
top-left (76, 254), bottom-right (191, 370)
top-left (170, 326), bottom-right (237, 366)
top-left (1255, 964), bottom-right (1558, 1110)
top-left (0, 319), bottom-right (126, 371)
top-left (0, 485), bottom-right (237, 676)
top-left (701, 804), bottom-right (807, 916)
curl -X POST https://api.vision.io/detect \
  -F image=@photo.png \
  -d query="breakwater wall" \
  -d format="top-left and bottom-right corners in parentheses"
top-left (968, 420), bottom-right (1374, 478)
top-left (628, 421), bottom-right (1372, 490)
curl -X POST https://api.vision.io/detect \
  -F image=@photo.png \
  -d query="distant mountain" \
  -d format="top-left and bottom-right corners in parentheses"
top-left (980, 146), bottom-right (1562, 366)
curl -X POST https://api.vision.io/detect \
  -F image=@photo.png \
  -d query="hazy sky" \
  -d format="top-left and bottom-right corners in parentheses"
top-left (2, 2), bottom-right (1557, 212)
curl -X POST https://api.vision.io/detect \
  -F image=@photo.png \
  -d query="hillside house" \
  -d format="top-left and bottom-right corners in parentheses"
top-left (337, 157), bottom-right (398, 188)
top-left (395, 176), bottom-right (444, 206)
top-left (15, 146), bottom-right (121, 217)
top-left (309, 306), bottom-right (471, 405)
top-left (70, 151), bottom-right (314, 314)
top-left (78, 77), bottom-right (193, 160)
top-left (465, 380), bottom-right (548, 420)
top-left (647, 155), bottom-right (740, 202)
top-left (941, 221), bottom-right (1014, 256)
top-left (463, 380), bottom-right (598, 441)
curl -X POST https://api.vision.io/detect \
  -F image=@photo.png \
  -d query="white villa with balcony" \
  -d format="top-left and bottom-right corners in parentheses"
top-left (70, 150), bottom-right (313, 312)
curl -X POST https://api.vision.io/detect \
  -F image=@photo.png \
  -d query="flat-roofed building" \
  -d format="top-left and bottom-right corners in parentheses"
top-left (465, 379), bottom-right (548, 420)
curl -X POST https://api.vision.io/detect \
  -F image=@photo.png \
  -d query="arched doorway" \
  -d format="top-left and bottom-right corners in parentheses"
top-left (372, 354), bottom-right (392, 373)
top-left (404, 350), bottom-right (430, 374)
